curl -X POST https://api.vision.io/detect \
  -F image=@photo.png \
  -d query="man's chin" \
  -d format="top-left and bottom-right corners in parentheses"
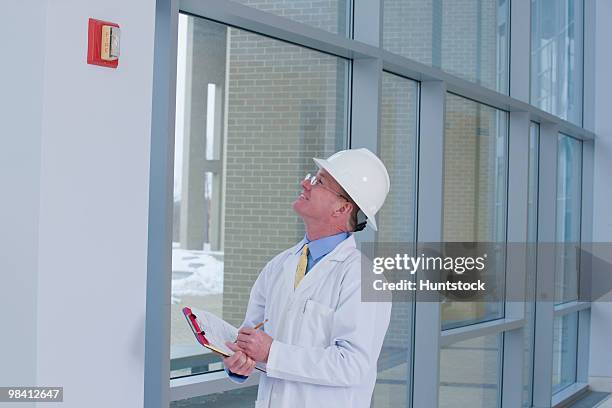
top-left (292, 199), bottom-right (307, 215)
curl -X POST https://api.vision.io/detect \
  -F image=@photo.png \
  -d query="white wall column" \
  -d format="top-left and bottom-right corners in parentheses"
top-left (588, 0), bottom-right (612, 393)
top-left (0, 4), bottom-right (47, 408)
top-left (32, 1), bottom-right (159, 407)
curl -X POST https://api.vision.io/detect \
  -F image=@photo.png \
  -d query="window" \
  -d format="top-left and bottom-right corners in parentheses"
top-left (555, 134), bottom-right (582, 304)
top-left (531, 0), bottom-right (584, 125)
top-left (552, 313), bottom-right (579, 393)
top-left (439, 334), bottom-right (502, 407)
top-left (442, 93), bottom-right (508, 329)
top-left (171, 14), bottom-right (349, 385)
top-left (550, 133), bottom-right (582, 398)
top-left (372, 72), bottom-right (419, 407)
top-left (162, 2), bottom-right (594, 406)
top-left (383, 0), bottom-right (509, 93)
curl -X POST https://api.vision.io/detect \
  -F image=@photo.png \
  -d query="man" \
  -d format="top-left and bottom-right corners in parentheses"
top-left (223, 148), bottom-right (392, 408)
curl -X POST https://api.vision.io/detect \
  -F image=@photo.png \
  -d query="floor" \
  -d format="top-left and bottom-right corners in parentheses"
top-left (598, 395), bottom-right (612, 408)
top-left (569, 391), bottom-right (611, 408)
top-left (170, 389), bottom-right (612, 408)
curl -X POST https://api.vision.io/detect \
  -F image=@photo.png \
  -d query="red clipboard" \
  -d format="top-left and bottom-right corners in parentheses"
top-left (182, 307), bottom-right (231, 357)
top-left (182, 307), bottom-right (266, 373)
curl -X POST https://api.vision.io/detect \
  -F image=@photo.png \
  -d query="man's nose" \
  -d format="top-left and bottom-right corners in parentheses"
top-left (300, 178), bottom-right (311, 190)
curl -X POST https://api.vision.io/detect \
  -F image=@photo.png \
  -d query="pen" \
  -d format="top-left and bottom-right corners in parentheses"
top-left (253, 319), bottom-right (268, 330)
top-left (233, 319), bottom-right (269, 344)
top-left (229, 320), bottom-right (270, 374)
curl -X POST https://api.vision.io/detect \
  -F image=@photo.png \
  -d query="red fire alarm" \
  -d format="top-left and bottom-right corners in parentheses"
top-left (87, 18), bottom-right (120, 68)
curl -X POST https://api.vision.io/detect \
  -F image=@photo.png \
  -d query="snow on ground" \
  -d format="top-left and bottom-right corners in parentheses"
top-left (171, 245), bottom-right (223, 304)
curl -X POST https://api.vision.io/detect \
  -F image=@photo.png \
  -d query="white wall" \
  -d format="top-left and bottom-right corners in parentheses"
top-left (589, 0), bottom-right (612, 390)
top-left (0, 4), bottom-right (47, 407)
top-left (32, 0), bottom-right (156, 407)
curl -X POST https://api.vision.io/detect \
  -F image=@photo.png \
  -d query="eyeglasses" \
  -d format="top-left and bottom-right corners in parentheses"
top-left (304, 173), bottom-right (350, 201)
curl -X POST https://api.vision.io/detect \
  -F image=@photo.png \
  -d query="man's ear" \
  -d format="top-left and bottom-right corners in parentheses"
top-left (333, 201), bottom-right (354, 216)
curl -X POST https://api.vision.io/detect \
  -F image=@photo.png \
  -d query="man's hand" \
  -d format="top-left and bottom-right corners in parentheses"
top-left (236, 327), bottom-right (274, 363)
top-left (223, 342), bottom-right (256, 376)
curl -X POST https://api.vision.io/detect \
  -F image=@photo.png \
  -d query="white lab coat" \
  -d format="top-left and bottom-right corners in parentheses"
top-left (233, 235), bottom-right (391, 408)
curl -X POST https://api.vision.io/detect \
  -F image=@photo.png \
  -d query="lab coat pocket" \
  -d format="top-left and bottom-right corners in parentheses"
top-left (299, 299), bottom-right (334, 347)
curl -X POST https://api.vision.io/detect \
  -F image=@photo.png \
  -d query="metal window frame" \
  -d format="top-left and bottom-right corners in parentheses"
top-left (143, 0), bottom-right (595, 406)
top-left (532, 123), bottom-right (560, 407)
top-left (441, 318), bottom-right (525, 348)
top-left (170, 371), bottom-right (261, 402)
top-left (145, 0), bottom-right (179, 407)
top-left (553, 301), bottom-right (590, 318)
top-left (412, 79), bottom-right (445, 408)
top-left (502, 105), bottom-right (530, 406)
top-left (577, 135), bottom-right (594, 387)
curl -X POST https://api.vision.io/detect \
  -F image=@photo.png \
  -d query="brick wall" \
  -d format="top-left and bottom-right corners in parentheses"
top-left (383, 0), bottom-right (435, 65)
top-left (222, 27), bottom-right (347, 325)
top-left (384, 0), bottom-right (507, 92)
top-left (443, 93), bottom-right (504, 242)
top-left (234, 0), bottom-right (348, 34)
top-left (378, 75), bottom-right (418, 242)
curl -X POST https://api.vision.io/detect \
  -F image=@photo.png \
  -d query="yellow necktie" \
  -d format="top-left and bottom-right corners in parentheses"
top-left (294, 244), bottom-right (309, 289)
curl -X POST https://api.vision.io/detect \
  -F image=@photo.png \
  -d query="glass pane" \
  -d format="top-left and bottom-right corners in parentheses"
top-left (171, 13), bottom-right (348, 384)
top-left (555, 134), bottom-right (582, 304)
top-left (442, 93), bottom-right (508, 329)
top-left (378, 72), bottom-right (419, 242)
top-left (531, 0), bottom-right (584, 125)
top-left (372, 72), bottom-right (419, 408)
top-left (383, 0), bottom-right (509, 93)
top-left (552, 313), bottom-right (579, 393)
top-left (233, 0), bottom-right (350, 36)
top-left (523, 122), bottom-right (540, 407)
top-left (439, 334), bottom-right (502, 408)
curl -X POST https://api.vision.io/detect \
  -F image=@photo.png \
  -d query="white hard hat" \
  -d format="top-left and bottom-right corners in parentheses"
top-left (313, 148), bottom-right (390, 231)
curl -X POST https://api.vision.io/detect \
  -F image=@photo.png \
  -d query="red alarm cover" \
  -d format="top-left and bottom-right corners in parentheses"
top-left (87, 18), bottom-right (119, 68)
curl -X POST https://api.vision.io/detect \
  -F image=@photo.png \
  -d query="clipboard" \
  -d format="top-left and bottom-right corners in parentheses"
top-left (182, 307), bottom-right (266, 373)
top-left (182, 307), bottom-right (231, 357)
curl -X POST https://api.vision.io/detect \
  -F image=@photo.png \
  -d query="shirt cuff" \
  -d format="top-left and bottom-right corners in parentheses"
top-left (224, 366), bottom-right (249, 383)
